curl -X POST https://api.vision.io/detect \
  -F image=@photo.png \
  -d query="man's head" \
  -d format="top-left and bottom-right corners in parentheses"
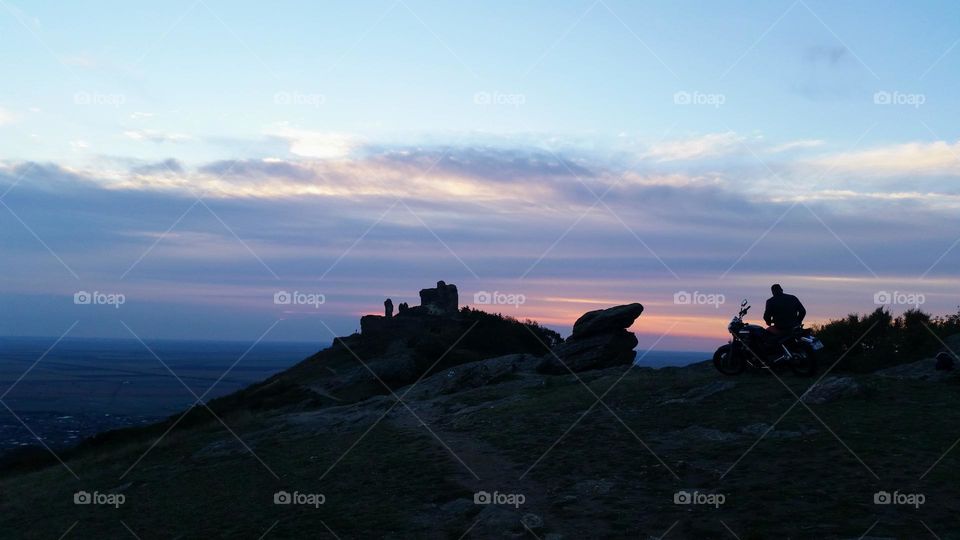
top-left (771, 284), bottom-right (784, 295)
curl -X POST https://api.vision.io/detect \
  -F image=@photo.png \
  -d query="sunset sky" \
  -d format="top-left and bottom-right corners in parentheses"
top-left (2, 0), bottom-right (959, 350)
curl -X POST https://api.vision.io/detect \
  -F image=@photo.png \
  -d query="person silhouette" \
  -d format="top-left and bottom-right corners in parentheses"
top-left (384, 298), bottom-right (394, 318)
top-left (763, 284), bottom-right (806, 335)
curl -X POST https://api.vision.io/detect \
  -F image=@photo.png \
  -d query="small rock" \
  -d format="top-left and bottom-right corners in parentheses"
top-left (520, 513), bottom-right (543, 531)
top-left (439, 498), bottom-right (476, 518)
top-left (676, 425), bottom-right (738, 442)
top-left (473, 505), bottom-right (518, 533)
top-left (662, 380), bottom-right (736, 404)
top-left (739, 423), bottom-right (812, 439)
top-left (574, 478), bottom-right (614, 496)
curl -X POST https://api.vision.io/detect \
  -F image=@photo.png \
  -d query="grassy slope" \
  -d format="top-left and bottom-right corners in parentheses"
top-left (1, 363), bottom-right (959, 539)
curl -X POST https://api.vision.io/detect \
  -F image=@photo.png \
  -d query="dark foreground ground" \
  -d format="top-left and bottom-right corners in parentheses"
top-left (1, 357), bottom-right (957, 539)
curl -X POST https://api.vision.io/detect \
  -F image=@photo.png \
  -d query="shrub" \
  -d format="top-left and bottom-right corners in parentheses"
top-left (814, 307), bottom-right (960, 372)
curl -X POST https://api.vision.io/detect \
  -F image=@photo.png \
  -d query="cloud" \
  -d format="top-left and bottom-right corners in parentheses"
top-left (131, 159), bottom-right (184, 175)
top-left (124, 129), bottom-right (192, 143)
top-left (0, 107), bottom-right (15, 126)
top-left (769, 139), bottom-right (825, 153)
top-left (62, 53), bottom-right (98, 68)
top-left (5, 141), bottom-right (960, 344)
top-left (810, 140), bottom-right (960, 176)
top-left (643, 132), bottom-right (746, 162)
top-left (803, 46), bottom-right (849, 65)
top-left (265, 126), bottom-right (360, 159)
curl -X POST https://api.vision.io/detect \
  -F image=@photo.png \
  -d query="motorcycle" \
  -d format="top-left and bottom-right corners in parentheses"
top-left (713, 299), bottom-right (822, 376)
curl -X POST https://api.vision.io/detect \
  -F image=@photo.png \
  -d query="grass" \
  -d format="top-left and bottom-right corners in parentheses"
top-left (2, 364), bottom-right (959, 538)
top-left (0, 414), bottom-right (464, 539)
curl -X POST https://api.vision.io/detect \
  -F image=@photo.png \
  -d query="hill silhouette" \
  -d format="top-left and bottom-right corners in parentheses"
top-left (1, 282), bottom-right (959, 538)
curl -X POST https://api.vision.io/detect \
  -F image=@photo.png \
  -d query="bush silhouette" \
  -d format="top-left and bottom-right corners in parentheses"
top-left (814, 306), bottom-right (960, 372)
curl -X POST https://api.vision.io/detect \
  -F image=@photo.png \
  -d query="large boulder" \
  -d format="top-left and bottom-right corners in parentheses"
top-left (538, 303), bottom-right (644, 374)
top-left (539, 330), bottom-right (638, 374)
top-left (571, 303), bottom-right (643, 338)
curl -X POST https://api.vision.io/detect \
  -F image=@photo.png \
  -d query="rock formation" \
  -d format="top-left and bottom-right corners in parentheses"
top-left (251, 282), bottom-right (642, 409)
top-left (418, 280), bottom-right (458, 315)
top-left (538, 303), bottom-right (644, 374)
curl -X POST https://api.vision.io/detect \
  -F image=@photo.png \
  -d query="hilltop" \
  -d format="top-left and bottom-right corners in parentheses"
top-left (1, 282), bottom-right (959, 539)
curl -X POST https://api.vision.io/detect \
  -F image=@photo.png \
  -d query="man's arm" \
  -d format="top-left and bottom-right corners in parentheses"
top-left (763, 298), bottom-right (774, 326)
top-left (795, 297), bottom-right (806, 323)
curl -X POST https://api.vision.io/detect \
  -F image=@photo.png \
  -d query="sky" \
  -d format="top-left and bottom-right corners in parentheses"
top-left (1, 0), bottom-right (959, 350)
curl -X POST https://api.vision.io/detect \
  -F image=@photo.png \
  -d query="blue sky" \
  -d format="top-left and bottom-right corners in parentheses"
top-left (2, 0), bottom-right (959, 349)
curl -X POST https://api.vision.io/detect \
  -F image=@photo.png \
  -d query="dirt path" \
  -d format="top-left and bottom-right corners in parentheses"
top-left (387, 397), bottom-right (601, 538)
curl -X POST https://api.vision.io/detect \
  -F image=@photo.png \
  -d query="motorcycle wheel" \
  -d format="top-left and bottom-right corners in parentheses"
top-left (713, 344), bottom-right (745, 375)
top-left (790, 343), bottom-right (818, 377)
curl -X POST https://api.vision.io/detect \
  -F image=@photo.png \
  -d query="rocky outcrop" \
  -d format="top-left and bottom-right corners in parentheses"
top-left (538, 303), bottom-right (644, 374)
top-left (403, 353), bottom-right (539, 399)
top-left (875, 356), bottom-right (960, 381)
top-left (571, 303), bottom-right (643, 338)
top-left (801, 376), bottom-right (863, 404)
top-left (361, 280), bottom-right (460, 338)
top-left (417, 280), bottom-right (458, 316)
top-left (256, 281), bottom-right (561, 409)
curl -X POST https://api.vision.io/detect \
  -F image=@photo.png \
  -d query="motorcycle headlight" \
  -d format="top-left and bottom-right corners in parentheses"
top-left (727, 318), bottom-right (738, 332)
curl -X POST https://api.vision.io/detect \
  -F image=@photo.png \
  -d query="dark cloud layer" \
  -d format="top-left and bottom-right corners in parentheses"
top-left (2, 144), bottom-right (959, 343)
